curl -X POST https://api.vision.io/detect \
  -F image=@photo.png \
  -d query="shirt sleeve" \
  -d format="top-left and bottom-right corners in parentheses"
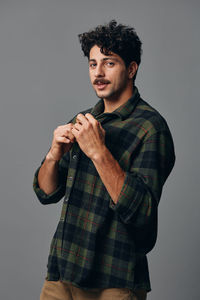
top-left (109, 130), bottom-right (175, 227)
top-left (33, 151), bottom-right (70, 205)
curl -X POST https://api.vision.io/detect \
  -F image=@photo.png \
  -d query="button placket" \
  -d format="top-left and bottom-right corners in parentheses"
top-left (60, 146), bottom-right (81, 257)
top-left (63, 143), bottom-right (81, 204)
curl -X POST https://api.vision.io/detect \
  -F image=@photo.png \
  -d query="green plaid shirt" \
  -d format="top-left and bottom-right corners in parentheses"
top-left (33, 87), bottom-right (175, 292)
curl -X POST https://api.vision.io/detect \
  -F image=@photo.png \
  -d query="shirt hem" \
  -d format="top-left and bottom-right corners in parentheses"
top-left (45, 275), bottom-right (151, 293)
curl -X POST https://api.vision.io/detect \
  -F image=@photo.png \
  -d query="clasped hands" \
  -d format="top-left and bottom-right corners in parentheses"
top-left (49, 113), bottom-right (106, 162)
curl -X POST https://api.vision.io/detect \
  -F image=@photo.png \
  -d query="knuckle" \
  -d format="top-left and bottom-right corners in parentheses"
top-left (65, 130), bottom-right (69, 136)
top-left (55, 125), bottom-right (62, 133)
top-left (54, 128), bottom-right (58, 135)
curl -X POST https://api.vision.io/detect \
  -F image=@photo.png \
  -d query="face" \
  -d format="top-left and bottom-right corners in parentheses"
top-left (89, 45), bottom-right (132, 101)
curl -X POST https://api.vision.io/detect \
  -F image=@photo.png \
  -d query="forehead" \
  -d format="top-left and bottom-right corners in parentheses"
top-left (89, 45), bottom-right (121, 61)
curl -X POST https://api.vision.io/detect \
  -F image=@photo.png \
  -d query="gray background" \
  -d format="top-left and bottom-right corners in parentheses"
top-left (0, 0), bottom-right (199, 299)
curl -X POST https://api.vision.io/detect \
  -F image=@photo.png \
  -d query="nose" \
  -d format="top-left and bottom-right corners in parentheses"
top-left (94, 64), bottom-right (105, 77)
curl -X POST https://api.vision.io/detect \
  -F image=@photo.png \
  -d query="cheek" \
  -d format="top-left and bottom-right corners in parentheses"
top-left (111, 69), bottom-right (126, 84)
top-left (114, 73), bottom-right (124, 86)
top-left (118, 71), bottom-right (128, 84)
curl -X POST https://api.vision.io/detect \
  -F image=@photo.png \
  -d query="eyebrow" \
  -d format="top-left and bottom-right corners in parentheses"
top-left (89, 57), bottom-right (119, 63)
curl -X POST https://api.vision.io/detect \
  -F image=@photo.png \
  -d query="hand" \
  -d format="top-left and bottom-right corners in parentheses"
top-left (48, 123), bottom-right (75, 161)
top-left (71, 113), bottom-right (105, 159)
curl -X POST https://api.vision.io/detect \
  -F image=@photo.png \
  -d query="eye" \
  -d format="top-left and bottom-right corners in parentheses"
top-left (106, 61), bottom-right (114, 67)
top-left (89, 63), bottom-right (97, 69)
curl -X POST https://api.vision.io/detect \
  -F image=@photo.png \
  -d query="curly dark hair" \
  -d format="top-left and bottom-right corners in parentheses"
top-left (78, 20), bottom-right (142, 83)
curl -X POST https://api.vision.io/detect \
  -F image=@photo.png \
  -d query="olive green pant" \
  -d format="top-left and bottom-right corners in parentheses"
top-left (40, 279), bottom-right (147, 300)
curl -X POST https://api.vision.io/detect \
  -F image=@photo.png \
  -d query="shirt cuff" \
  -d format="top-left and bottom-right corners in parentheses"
top-left (109, 171), bottom-right (149, 224)
top-left (33, 167), bottom-right (65, 205)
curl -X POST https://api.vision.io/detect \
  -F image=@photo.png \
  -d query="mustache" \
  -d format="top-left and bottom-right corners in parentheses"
top-left (93, 79), bottom-right (111, 84)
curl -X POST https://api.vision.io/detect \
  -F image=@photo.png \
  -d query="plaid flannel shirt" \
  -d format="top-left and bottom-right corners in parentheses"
top-left (33, 87), bottom-right (175, 292)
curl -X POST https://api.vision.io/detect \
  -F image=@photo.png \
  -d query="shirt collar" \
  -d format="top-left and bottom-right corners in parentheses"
top-left (90, 86), bottom-right (140, 120)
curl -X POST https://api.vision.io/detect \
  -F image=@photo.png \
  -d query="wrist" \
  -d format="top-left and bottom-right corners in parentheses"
top-left (91, 145), bottom-right (108, 163)
top-left (46, 151), bottom-right (59, 163)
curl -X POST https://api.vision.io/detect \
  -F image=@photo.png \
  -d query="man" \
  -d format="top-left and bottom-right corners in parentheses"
top-left (33, 20), bottom-right (175, 300)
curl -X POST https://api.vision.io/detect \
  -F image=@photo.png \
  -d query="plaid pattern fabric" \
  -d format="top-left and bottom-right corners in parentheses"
top-left (33, 87), bottom-right (175, 292)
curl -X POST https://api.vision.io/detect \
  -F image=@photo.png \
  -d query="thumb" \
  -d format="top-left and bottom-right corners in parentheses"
top-left (99, 122), bottom-right (105, 134)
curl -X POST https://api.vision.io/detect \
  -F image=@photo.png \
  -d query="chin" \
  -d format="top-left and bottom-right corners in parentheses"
top-left (95, 90), bottom-right (114, 99)
top-left (95, 91), bottom-right (108, 98)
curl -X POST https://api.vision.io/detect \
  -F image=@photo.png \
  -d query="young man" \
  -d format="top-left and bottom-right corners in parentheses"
top-left (33, 20), bottom-right (175, 300)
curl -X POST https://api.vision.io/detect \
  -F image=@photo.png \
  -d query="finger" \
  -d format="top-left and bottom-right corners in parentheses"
top-left (56, 123), bottom-right (74, 131)
top-left (85, 113), bottom-right (96, 120)
top-left (56, 125), bottom-right (75, 139)
top-left (74, 122), bottom-right (82, 131)
top-left (56, 130), bottom-right (74, 142)
top-left (71, 127), bottom-right (79, 138)
top-left (56, 136), bottom-right (72, 144)
top-left (85, 113), bottom-right (100, 127)
top-left (55, 125), bottom-right (73, 138)
top-left (76, 113), bottom-right (88, 125)
top-left (64, 130), bottom-right (75, 141)
top-left (99, 122), bottom-right (104, 130)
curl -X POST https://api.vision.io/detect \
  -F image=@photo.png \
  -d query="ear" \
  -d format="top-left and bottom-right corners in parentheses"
top-left (128, 61), bottom-right (138, 79)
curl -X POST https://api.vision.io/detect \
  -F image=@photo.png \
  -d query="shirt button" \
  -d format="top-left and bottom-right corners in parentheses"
top-left (65, 196), bottom-right (69, 202)
top-left (72, 155), bottom-right (77, 160)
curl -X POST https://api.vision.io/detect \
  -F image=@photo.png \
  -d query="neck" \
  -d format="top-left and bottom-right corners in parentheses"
top-left (103, 85), bottom-right (134, 113)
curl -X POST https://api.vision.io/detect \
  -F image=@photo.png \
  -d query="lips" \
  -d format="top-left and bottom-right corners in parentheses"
top-left (94, 80), bottom-right (110, 90)
top-left (96, 83), bottom-right (108, 90)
